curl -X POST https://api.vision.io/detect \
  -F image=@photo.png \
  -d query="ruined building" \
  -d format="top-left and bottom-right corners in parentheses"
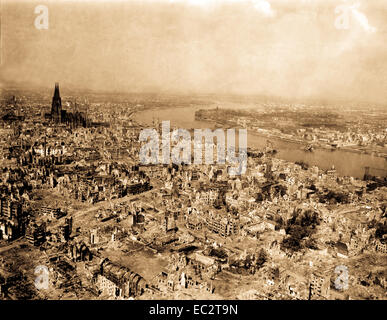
top-left (97, 258), bottom-right (146, 299)
top-left (0, 198), bottom-right (26, 241)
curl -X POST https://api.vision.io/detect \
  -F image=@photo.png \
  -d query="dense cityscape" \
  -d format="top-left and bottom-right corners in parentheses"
top-left (0, 84), bottom-right (385, 300)
top-left (1, 0), bottom-right (386, 309)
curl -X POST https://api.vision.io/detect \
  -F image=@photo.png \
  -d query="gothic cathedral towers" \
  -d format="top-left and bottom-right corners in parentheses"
top-left (51, 82), bottom-right (62, 121)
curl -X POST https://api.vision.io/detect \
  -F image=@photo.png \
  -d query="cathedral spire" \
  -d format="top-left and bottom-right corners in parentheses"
top-left (53, 82), bottom-right (60, 99)
top-left (51, 82), bottom-right (62, 120)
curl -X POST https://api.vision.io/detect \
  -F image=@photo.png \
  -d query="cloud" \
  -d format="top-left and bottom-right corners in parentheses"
top-left (350, 3), bottom-right (377, 33)
top-left (251, 0), bottom-right (275, 16)
top-left (2, 0), bottom-right (387, 104)
top-left (169, 0), bottom-right (275, 16)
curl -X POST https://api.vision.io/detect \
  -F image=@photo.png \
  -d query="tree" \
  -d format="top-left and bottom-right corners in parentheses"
top-left (305, 238), bottom-right (319, 250)
top-left (375, 223), bottom-right (387, 240)
top-left (286, 224), bottom-right (310, 240)
top-left (281, 236), bottom-right (302, 252)
top-left (300, 210), bottom-right (319, 227)
top-left (256, 248), bottom-right (267, 269)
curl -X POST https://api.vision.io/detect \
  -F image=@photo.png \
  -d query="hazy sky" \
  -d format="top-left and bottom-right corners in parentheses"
top-left (1, 0), bottom-right (386, 104)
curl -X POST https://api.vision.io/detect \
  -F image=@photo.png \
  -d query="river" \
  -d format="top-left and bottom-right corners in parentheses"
top-left (134, 106), bottom-right (386, 179)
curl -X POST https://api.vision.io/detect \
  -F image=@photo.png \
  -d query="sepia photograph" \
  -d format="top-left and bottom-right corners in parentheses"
top-left (0, 0), bottom-right (386, 309)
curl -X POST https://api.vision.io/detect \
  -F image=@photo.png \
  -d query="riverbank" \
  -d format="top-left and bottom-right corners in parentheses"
top-left (134, 106), bottom-right (387, 178)
top-left (195, 116), bottom-right (387, 160)
top-left (250, 130), bottom-right (387, 159)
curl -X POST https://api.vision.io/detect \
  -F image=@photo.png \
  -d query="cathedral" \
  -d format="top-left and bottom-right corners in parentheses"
top-left (45, 83), bottom-right (88, 128)
top-left (51, 82), bottom-right (62, 122)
